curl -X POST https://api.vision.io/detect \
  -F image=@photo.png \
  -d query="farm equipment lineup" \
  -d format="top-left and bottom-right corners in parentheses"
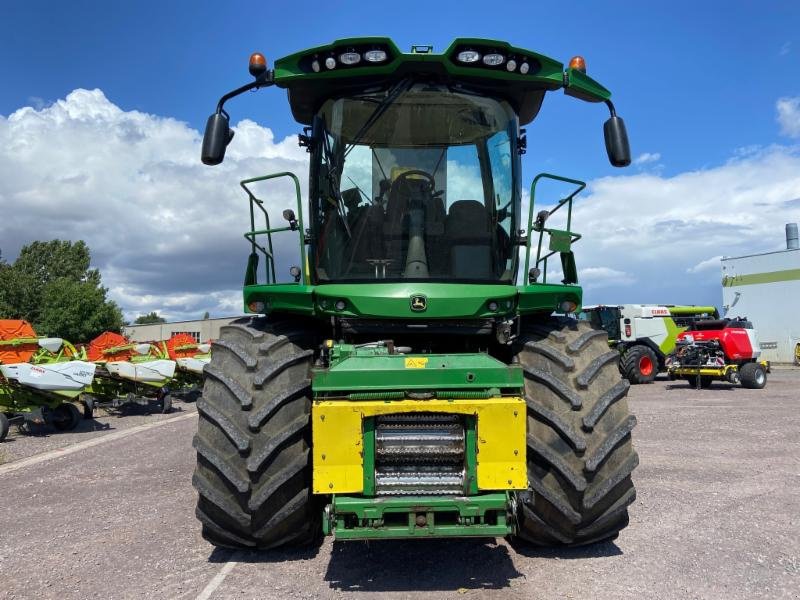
top-left (194, 38), bottom-right (639, 548)
top-left (583, 304), bottom-right (719, 384)
top-left (668, 317), bottom-right (770, 389)
top-left (0, 319), bottom-right (211, 441)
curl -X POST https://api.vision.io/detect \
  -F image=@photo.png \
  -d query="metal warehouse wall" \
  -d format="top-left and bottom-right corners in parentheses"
top-left (721, 248), bottom-right (800, 363)
top-left (122, 316), bottom-right (244, 342)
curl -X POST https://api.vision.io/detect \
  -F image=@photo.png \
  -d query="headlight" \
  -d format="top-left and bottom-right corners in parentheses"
top-left (482, 53), bottom-right (505, 66)
top-left (506, 59), bottom-right (517, 72)
top-left (364, 49), bottom-right (388, 63)
top-left (324, 57), bottom-right (336, 69)
top-left (456, 50), bottom-right (481, 63)
top-left (311, 59), bottom-right (320, 73)
top-left (339, 52), bottom-right (361, 65)
top-left (519, 62), bottom-right (530, 74)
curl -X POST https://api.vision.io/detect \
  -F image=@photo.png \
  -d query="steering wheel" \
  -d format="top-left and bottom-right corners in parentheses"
top-left (392, 169), bottom-right (436, 194)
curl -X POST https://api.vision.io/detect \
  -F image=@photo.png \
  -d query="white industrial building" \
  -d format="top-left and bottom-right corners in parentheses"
top-left (123, 316), bottom-right (243, 343)
top-left (721, 223), bottom-right (800, 364)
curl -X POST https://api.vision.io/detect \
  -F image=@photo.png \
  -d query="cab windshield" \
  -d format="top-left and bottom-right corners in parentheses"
top-left (310, 83), bottom-right (520, 283)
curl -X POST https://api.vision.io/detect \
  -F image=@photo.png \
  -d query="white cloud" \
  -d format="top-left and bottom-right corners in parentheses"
top-left (572, 145), bottom-right (800, 306)
top-left (2, 89), bottom-right (800, 323)
top-left (0, 89), bottom-right (308, 322)
top-left (579, 267), bottom-right (635, 287)
top-left (633, 152), bottom-right (661, 165)
top-left (777, 96), bottom-right (800, 138)
top-left (686, 256), bottom-right (723, 274)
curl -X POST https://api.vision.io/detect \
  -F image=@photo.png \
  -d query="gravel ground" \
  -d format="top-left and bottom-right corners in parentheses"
top-left (0, 369), bottom-right (798, 599)
top-left (0, 400), bottom-right (197, 464)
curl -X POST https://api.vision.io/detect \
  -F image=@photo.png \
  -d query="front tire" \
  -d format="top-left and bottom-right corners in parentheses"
top-left (514, 318), bottom-right (638, 546)
top-left (739, 363), bottom-right (767, 389)
top-left (620, 344), bottom-right (658, 384)
top-left (192, 317), bottom-right (321, 549)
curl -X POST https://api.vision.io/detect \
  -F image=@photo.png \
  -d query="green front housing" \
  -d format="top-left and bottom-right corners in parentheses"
top-left (313, 344), bottom-right (525, 540)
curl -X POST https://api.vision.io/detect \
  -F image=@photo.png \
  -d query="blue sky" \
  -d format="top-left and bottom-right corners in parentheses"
top-left (1, 1), bottom-right (799, 320)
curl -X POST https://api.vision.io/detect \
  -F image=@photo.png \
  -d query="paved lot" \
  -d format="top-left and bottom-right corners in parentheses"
top-left (0, 371), bottom-right (798, 599)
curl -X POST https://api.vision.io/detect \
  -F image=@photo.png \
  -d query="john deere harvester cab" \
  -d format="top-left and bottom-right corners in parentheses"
top-left (194, 39), bottom-right (638, 549)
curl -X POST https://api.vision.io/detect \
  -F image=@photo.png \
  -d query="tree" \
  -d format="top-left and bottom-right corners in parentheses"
top-left (202, 311), bottom-right (210, 320)
top-left (134, 311), bottom-right (166, 325)
top-left (0, 239), bottom-right (123, 341)
top-left (38, 278), bottom-right (124, 342)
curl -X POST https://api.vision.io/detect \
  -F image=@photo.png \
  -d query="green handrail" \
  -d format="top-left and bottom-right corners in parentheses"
top-left (523, 173), bottom-right (586, 284)
top-left (240, 172), bottom-right (307, 285)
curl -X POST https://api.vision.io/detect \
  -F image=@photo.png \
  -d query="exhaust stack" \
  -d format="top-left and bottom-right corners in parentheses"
top-left (787, 223), bottom-right (799, 250)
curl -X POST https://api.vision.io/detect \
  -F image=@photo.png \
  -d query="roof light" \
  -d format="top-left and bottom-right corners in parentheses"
top-left (482, 53), bottom-right (505, 66)
top-left (248, 52), bottom-right (267, 78)
top-left (569, 55), bottom-right (587, 73)
top-left (506, 59), bottom-right (517, 72)
top-left (339, 51), bottom-right (361, 65)
top-left (324, 57), bottom-right (336, 70)
top-left (364, 49), bottom-right (388, 63)
top-left (456, 50), bottom-right (481, 63)
top-left (519, 62), bottom-right (530, 74)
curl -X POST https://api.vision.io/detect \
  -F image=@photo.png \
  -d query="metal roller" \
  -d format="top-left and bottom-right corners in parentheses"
top-left (375, 414), bottom-right (466, 495)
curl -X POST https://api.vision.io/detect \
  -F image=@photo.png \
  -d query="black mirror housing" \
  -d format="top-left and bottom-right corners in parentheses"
top-left (201, 113), bottom-right (234, 166)
top-left (604, 115), bottom-right (631, 167)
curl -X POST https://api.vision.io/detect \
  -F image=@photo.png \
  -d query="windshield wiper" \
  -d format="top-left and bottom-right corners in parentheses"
top-left (344, 77), bottom-right (413, 158)
top-left (320, 122), bottom-right (352, 238)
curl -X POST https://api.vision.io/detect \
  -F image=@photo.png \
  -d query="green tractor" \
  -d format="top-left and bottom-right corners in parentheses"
top-left (194, 38), bottom-right (638, 549)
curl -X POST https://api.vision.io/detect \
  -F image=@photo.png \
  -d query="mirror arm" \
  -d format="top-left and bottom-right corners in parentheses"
top-left (604, 99), bottom-right (617, 118)
top-left (214, 71), bottom-right (275, 115)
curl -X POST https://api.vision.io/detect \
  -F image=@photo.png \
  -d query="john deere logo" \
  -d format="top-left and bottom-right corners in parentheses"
top-left (410, 294), bottom-right (427, 312)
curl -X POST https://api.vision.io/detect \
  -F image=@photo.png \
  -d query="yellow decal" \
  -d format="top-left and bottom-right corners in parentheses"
top-left (404, 357), bottom-right (428, 369)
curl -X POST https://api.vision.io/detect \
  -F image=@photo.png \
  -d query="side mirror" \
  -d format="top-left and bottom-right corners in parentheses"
top-left (604, 116), bottom-right (631, 167)
top-left (201, 113), bottom-right (234, 166)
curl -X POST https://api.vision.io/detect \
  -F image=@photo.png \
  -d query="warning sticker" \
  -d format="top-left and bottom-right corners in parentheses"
top-left (404, 357), bottom-right (428, 369)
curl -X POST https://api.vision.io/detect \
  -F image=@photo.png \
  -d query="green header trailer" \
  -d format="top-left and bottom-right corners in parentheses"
top-left (194, 38), bottom-right (638, 549)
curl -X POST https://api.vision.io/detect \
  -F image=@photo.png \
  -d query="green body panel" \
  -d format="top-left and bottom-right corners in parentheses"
top-left (325, 493), bottom-right (512, 539)
top-left (723, 268), bottom-right (800, 286)
top-left (658, 317), bottom-right (682, 356)
top-left (563, 68), bottom-right (611, 102)
top-left (312, 344), bottom-right (522, 394)
top-left (668, 305), bottom-right (719, 317)
top-left (0, 383), bottom-right (70, 413)
top-left (244, 282), bottom-right (582, 320)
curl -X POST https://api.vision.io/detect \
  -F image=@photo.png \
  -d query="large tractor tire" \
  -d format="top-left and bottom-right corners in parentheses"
top-left (514, 318), bottom-right (638, 546)
top-left (619, 344), bottom-right (658, 384)
top-left (192, 317), bottom-right (321, 549)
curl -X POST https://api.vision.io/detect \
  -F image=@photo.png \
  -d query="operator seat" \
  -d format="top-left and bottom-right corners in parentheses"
top-left (383, 175), bottom-right (446, 276)
top-left (445, 200), bottom-right (493, 279)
